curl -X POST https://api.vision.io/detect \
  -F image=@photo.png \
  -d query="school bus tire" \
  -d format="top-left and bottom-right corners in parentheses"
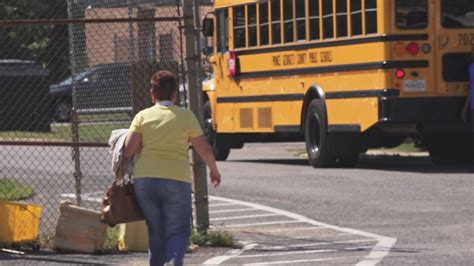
top-left (304, 99), bottom-right (335, 168)
top-left (334, 153), bottom-right (360, 168)
top-left (203, 101), bottom-right (231, 161)
top-left (425, 135), bottom-right (474, 166)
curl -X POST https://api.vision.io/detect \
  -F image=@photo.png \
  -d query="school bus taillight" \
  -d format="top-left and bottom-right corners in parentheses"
top-left (394, 42), bottom-right (406, 56)
top-left (421, 44), bottom-right (431, 54)
top-left (406, 42), bottom-right (420, 56)
top-left (228, 51), bottom-right (237, 78)
top-left (395, 69), bottom-right (405, 79)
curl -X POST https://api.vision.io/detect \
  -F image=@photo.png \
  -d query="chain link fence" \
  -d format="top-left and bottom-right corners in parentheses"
top-left (0, 0), bottom-right (212, 243)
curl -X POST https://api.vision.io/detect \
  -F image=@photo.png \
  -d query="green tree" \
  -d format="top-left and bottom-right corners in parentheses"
top-left (0, 0), bottom-right (70, 83)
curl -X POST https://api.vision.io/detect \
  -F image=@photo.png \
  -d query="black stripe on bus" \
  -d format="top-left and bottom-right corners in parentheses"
top-left (217, 94), bottom-right (304, 103)
top-left (216, 89), bottom-right (399, 104)
top-left (328, 125), bottom-right (361, 133)
top-left (274, 125), bottom-right (301, 133)
top-left (326, 89), bottom-right (400, 99)
top-left (237, 60), bottom-right (429, 79)
top-left (234, 34), bottom-right (429, 56)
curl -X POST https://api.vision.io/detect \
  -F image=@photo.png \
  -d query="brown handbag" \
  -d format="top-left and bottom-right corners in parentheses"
top-left (100, 179), bottom-right (144, 227)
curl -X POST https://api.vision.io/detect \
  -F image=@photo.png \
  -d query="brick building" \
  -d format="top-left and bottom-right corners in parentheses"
top-left (79, 0), bottom-right (212, 68)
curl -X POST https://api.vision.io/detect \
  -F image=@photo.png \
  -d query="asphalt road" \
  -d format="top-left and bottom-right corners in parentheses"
top-left (210, 143), bottom-right (474, 265)
top-left (1, 142), bottom-right (473, 265)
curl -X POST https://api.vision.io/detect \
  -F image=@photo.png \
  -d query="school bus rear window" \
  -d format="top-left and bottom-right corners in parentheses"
top-left (396, 0), bottom-right (428, 29)
top-left (442, 0), bottom-right (474, 28)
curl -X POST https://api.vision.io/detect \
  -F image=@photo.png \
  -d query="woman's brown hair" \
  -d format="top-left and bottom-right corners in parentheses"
top-left (150, 70), bottom-right (177, 101)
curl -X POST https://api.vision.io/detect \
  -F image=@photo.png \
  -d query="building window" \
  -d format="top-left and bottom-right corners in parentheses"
top-left (159, 33), bottom-right (173, 63)
top-left (295, 0), bottom-right (306, 41)
top-left (336, 0), bottom-right (348, 37)
top-left (233, 6), bottom-right (246, 48)
top-left (351, 0), bottom-right (363, 36)
top-left (309, 0), bottom-right (320, 40)
top-left (322, 0), bottom-right (334, 39)
top-left (271, 0), bottom-right (281, 45)
top-left (365, 0), bottom-right (377, 34)
top-left (259, 2), bottom-right (270, 45)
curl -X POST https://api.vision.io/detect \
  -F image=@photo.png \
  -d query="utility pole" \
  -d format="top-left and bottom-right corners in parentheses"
top-left (183, 0), bottom-right (209, 231)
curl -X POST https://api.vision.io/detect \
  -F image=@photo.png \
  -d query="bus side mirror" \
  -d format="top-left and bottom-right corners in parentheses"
top-left (202, 18), bottom-right (214, 37)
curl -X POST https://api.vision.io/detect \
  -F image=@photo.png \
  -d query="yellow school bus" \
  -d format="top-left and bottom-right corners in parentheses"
top-left (201, 0), bottom-right (474, 167)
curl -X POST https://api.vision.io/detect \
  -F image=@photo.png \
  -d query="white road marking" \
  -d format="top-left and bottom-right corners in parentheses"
top-left (238, 249), bottom-right (335, 258)
top-left (59, 193), bottom-right (395, 265)
top-left (242, 256), bottom-right (362, 265)
top-left (209, 202), bottom-right (237, 207)
top-left (210, 208), bottom-right (256, 213)
top-left (225, 220), bottom-right (302, 228)
top-left (266, 239), bottom-right (379, 250)
top-left (264, 226), bottom-right (324, 233)
top-left (338, 232), bottom-right (356, 236)
top-left (209, 196), bottom-right (396, 266)
top-left (211, 213), bottom-right (280, 221)
top-left (202, 242), bottom-right (258, 265)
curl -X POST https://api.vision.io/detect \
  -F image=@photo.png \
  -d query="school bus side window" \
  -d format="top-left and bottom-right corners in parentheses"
top-left (283, 0), bottom-right (294, 43)
top-left (234, 6), bottom-right (246, 48)
top-left (295, 0), bottom-right (306, 41)
top-left (260, 2), bottom-right (270, 45)
top-left (336, 0), bottom-right (348, 37)
top-left (216, 9), bottom-right (229, 53)
top-left (365, 0), bottom-right (378, 34)
top-left (309, 0), bottom-right (320, 40)
top-left (271, 0), bottom-right (282, 45)
top-left (396, 0), bottom-right (428, 29)
top-left (322, 0), bottom-right (334, 39)
top-left (351, 0), bottom-right (363, 36)
top-left (248, 4), bottom-right (258, 47)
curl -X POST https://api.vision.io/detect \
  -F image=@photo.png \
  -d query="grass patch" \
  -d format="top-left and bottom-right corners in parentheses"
top-left (104, 226), bottom-right (120, 251)
top-left (0, 123), bottom-right (129, 143)
top-left (40, 232), bottom-right (55, 250)
top-left (189, 229), bottom-right (234, 248)
top-left (0, 179), bottom-right (35, 201)
top-left (294, 139), bottom-right (423, 158)
top-left (376, 142), bottom-right (422, 153)
top-left (78, 113), bottom-right (132, 122)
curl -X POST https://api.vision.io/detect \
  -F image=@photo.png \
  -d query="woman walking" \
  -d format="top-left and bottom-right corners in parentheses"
top-left (124, 70), bottom-right (221, 266)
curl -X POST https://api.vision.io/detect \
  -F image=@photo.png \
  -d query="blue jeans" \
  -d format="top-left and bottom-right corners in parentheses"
top-left (134, 178), bottom-right (192, 266)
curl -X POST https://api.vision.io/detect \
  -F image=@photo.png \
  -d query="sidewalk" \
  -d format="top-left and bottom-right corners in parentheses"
top-left (0, 196), bottom-right (392, 265)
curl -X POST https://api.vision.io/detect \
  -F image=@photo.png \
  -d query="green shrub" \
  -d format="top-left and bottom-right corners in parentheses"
top-left (189, 229), bottom-right (234, 248)
top-left (0, 179), bottom-right (35, 201)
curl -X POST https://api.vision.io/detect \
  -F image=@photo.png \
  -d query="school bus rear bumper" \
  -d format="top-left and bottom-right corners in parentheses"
top-left (378, 96), bottom-right (471, 134)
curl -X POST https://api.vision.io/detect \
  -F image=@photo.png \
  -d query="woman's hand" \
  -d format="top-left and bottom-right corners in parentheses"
top-left (190, 136), bottom-right (222, 188)
top-left (210, 169), bottom-right (221, 188)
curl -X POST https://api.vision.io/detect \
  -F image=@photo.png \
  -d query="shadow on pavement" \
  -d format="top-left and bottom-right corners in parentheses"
top-left (0, 254), bottom-right (107, 265)
top-left (231, 155), bottom-right (473, 174)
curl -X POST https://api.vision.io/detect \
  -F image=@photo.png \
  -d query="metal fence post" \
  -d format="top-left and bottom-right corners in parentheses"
top-left (67, 0), bottom-right (82, 206)
top-left (183, 0), bottom-right (209, 231)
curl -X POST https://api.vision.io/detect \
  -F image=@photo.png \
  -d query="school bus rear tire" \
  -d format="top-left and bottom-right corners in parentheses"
top-left (203, 101), bottom-right (231, 161)
top-left (305, 99), bottom-right (335, 168)
top-left (425, 134), bottom-right (473, 165)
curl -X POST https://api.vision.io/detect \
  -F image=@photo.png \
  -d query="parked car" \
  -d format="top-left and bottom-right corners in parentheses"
top-left (0, 60), bottom-right (51, 131)
top-left (49, 63), bottom-right (132, 122)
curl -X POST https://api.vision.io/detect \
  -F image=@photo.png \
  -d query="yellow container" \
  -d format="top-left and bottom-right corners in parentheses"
top-left (0, 201), bottom-right (42, 244)
top-left (118, 220), bottom-right (149, 252)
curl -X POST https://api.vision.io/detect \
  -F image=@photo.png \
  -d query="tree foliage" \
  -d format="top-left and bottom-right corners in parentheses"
top-left (0, 0), bottom-right (69, 83)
